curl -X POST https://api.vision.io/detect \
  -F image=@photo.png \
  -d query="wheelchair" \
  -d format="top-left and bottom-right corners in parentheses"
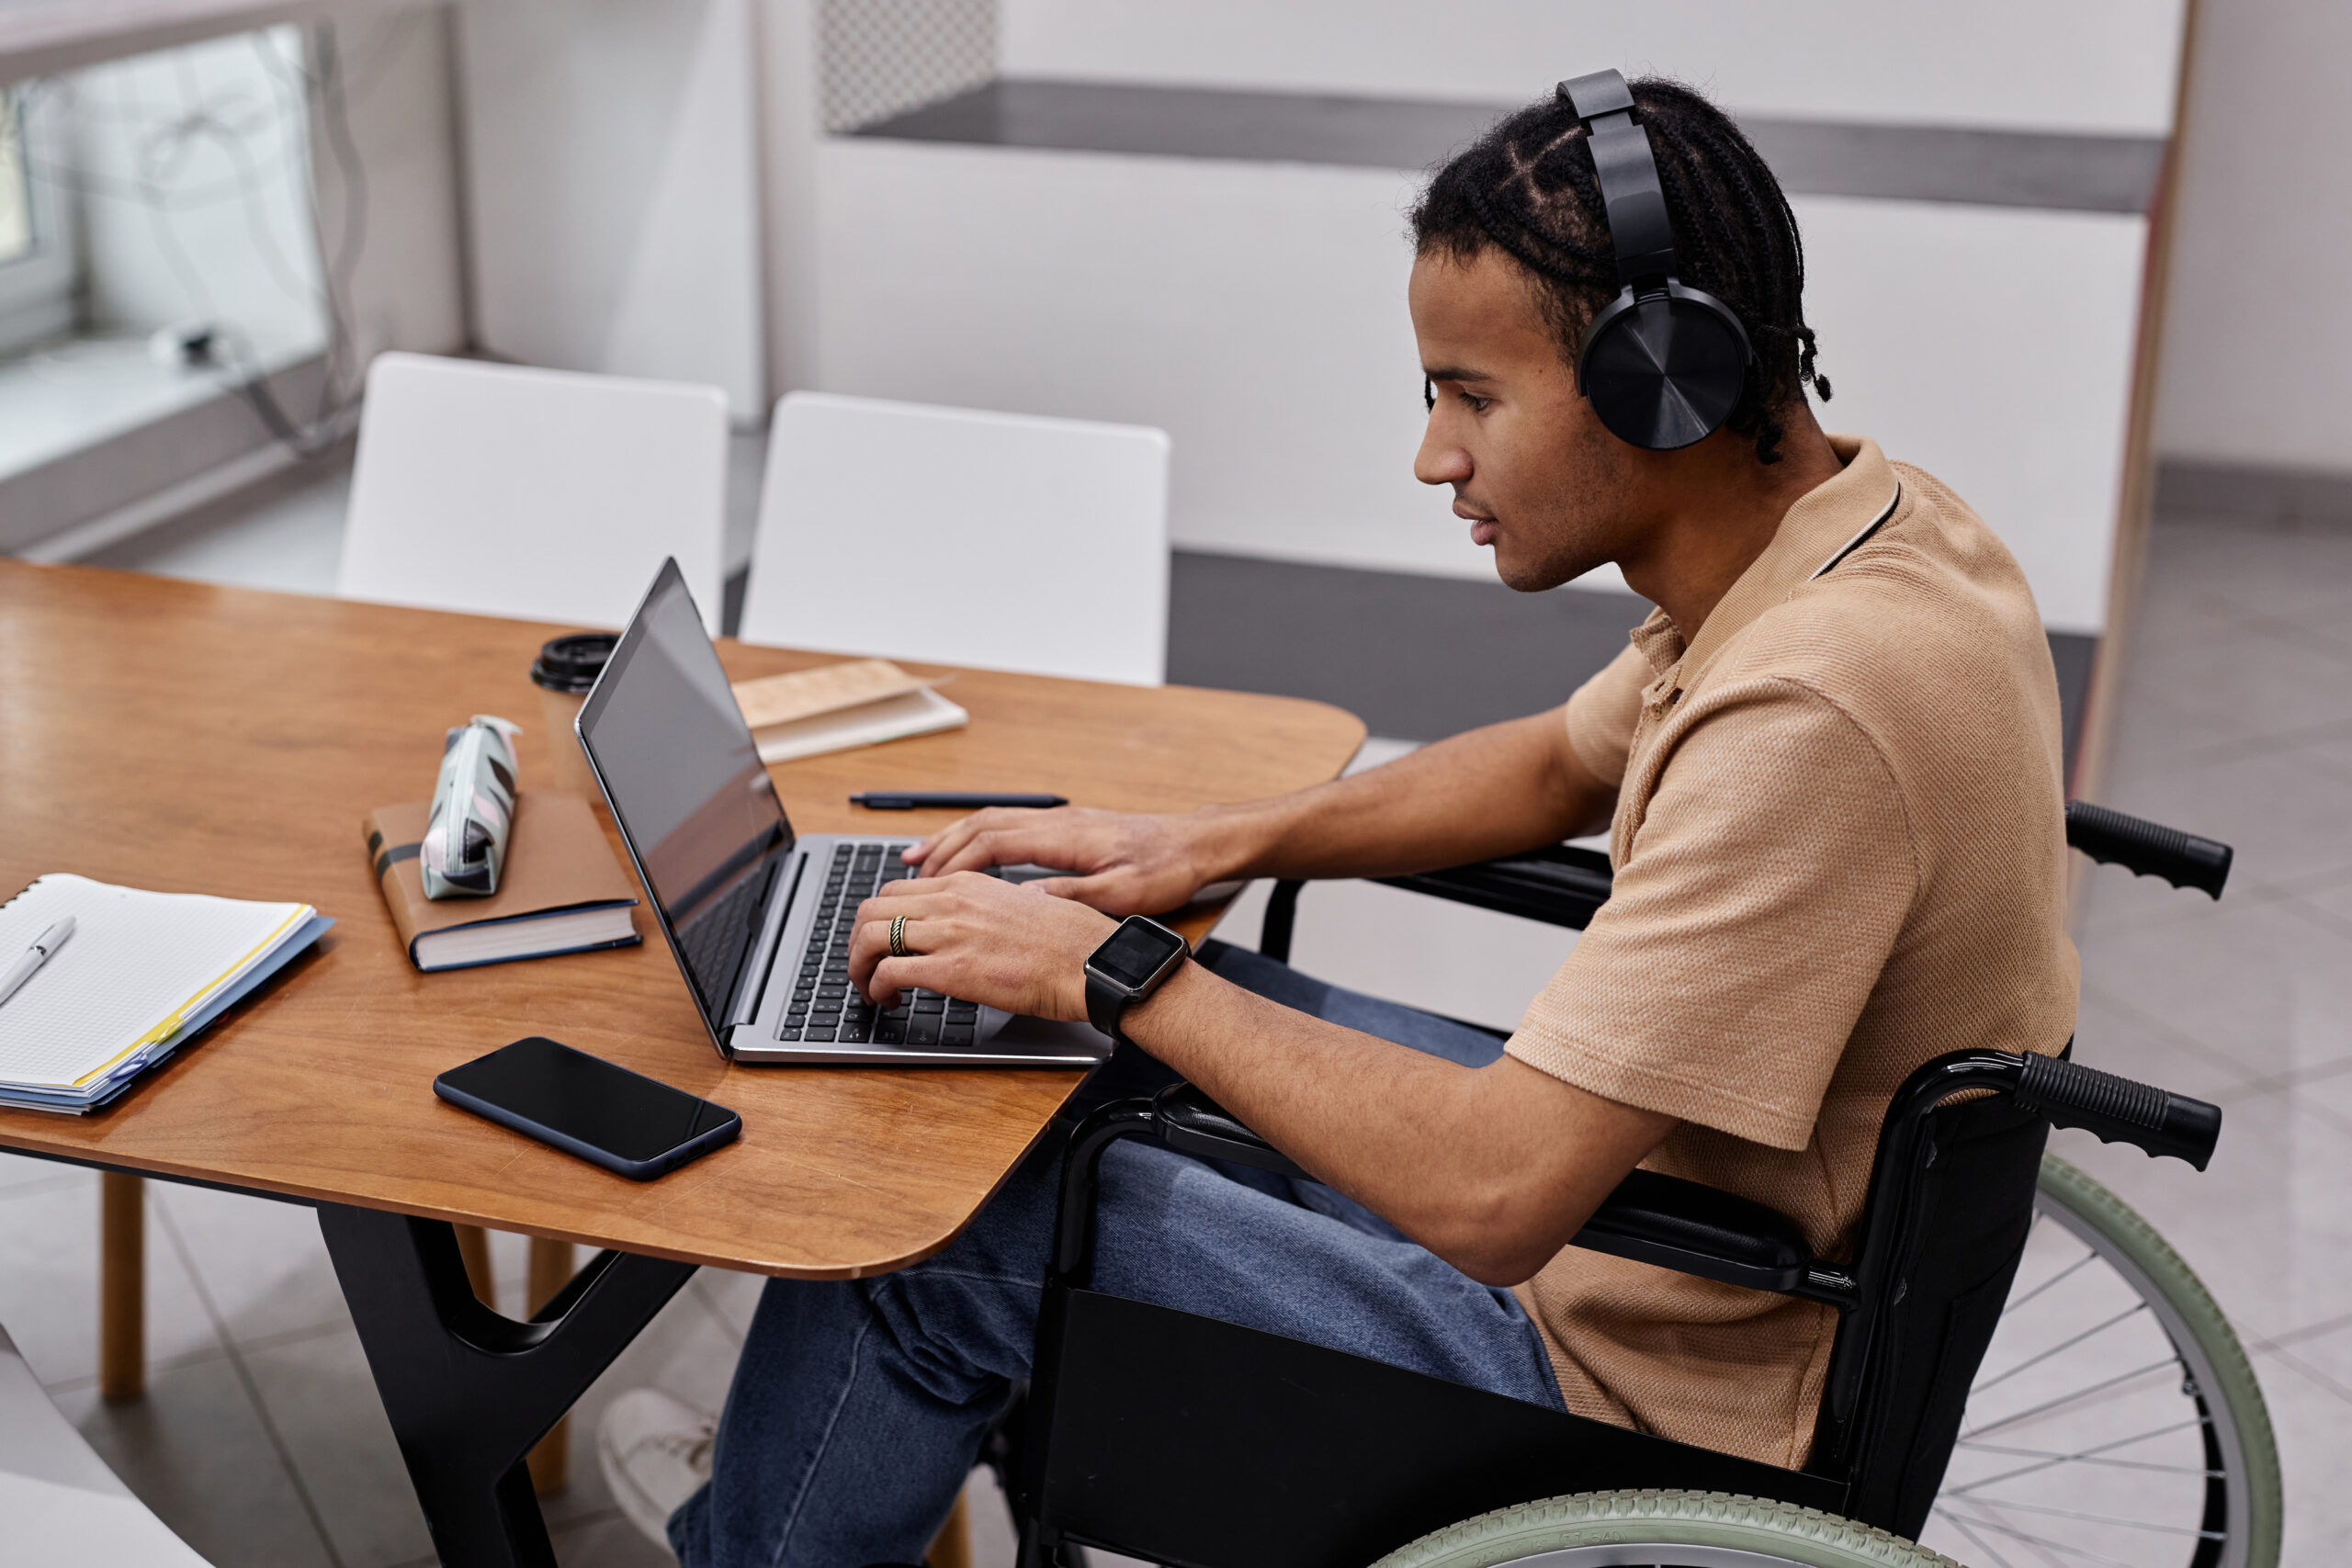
top-left (969, 802), bottom-right (2279, 1568)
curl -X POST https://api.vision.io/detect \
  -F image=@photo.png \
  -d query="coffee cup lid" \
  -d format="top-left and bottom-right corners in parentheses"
top-left (531, 632), bottom-right (618, 694)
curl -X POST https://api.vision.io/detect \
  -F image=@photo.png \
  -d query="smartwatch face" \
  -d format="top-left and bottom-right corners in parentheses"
top-left (1092, 919), bottom-right (1186, 989)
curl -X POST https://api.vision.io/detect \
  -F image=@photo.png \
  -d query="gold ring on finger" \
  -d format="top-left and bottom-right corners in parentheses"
top-left (888, 915), bottom-right (910, 959)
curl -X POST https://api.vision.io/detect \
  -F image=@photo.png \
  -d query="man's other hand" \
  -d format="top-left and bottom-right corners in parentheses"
top-left (849, 870), bottom-right (1116, 1017)
top-left (906, 807), bottom-right (1215, 915)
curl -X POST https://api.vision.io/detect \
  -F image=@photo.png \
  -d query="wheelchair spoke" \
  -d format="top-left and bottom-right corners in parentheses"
top-left (1962, 1497), bottom-right (2223, 1540)
top-left (1933, 1506), bottom-right (2148, 1568)
top-left (1999, 1244), bottom-right (2097, 1319)
top-left (1931, 1506), bottom-right (2030, 1568)
top-left (1947, 1417), bottom-right (2218, 1492)
top-left (1958, 1354), bottom-right (2178, 1439)
top-left (1972, 1301), bottom-right (2150, 1393)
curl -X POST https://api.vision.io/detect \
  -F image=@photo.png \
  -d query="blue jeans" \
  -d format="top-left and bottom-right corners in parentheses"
top-left (669, 941), bottom-right (1564, 1568)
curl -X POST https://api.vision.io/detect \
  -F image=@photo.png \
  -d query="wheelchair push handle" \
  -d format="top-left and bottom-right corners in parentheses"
top-left (2012, 1051), bottom-right (2222, 1170)
top-left (2066, 800), bottom-right (2232, 898)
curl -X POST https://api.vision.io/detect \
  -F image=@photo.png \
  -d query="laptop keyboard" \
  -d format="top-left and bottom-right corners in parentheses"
top-left (776, 842), bottom-right (982, 1047)
top-left (674, 866), bottom-right (769, 1003)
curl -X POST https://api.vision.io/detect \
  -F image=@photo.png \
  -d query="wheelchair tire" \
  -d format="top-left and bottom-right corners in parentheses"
top-left (1369, 1488), bottom-right (1962, 1566)
top-left (1924, 1154), bottom-right (2282, 1568)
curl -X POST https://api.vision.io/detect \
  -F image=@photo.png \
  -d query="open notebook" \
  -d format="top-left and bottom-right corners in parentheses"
top-left (0, 875), bottom-right (332, 1114)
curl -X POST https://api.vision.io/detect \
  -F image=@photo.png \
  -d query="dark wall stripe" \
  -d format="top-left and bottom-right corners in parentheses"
top-left (722, 550), bottom-right (2091, 763)
top-left (1167, 549), bottom-right (2094, 768)
top-left (2154, 458), bottom-right (2352, 527)
top-left (853, 78), bottom-right (2162, 215)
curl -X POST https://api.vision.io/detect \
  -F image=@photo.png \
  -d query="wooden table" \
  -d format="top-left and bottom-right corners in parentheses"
top-left (0, 561), bottom-right (1363, 1564)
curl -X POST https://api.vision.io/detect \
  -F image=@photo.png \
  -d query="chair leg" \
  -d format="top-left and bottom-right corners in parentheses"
top-left (526, 1236), bottom-right (577, 1495)
top-left (99, 1172), bottom-right (144, 1403)
top-left (925, 1491), bottom-right (971, 1568)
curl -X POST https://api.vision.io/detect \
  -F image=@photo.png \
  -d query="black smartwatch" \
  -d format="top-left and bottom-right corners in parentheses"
top-left (1083, 916), bottom-right (1191, 1045)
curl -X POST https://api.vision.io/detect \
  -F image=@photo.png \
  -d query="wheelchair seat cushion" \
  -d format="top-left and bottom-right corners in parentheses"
top-left (1498, 436), bottom-right (2078, 1469)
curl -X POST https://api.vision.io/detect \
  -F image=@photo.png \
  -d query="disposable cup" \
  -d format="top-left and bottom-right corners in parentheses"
top-left (529, 632), bottom-right (617, 801)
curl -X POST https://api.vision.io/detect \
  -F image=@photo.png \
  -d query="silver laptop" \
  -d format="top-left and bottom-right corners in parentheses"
top-left (576, 558), bottom-right (1109, 1067)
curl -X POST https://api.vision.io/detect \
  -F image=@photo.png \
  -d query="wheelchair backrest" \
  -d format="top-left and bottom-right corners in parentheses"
top-left (1812, 1086), bottom-right (2050, 1537)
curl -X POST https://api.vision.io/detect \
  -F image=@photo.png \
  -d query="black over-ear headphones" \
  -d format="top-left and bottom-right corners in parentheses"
top-left (1557, 70), bottom-right (1753, 451)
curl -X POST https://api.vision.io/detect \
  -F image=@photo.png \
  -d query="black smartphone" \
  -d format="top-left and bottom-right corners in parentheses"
top-left (433, 1036), bottom-right (741, 1180)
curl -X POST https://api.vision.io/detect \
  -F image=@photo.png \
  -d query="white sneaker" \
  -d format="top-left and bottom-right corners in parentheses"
top-left (597, 1387), bottom-right (718, 1551)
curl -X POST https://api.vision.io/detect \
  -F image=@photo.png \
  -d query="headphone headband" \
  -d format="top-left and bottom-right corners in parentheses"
top-left (1557, 70), bottom-right (1677, 288)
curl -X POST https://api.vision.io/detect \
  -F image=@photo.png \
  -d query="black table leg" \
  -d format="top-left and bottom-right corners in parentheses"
top-left (317, 1203), bottom-right (698, 1568)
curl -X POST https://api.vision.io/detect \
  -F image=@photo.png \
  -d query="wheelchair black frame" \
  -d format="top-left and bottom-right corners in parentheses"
top-left (994, 807), bottom-right (2225, 1568)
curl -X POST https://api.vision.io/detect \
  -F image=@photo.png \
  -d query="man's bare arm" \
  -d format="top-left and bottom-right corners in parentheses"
top-left (911, 707), bottom-right (1615, 916)
top-left (1124, 961), bottom-right (1672, 1283)
top-left (844, 872), bottom-right (1671, 1286)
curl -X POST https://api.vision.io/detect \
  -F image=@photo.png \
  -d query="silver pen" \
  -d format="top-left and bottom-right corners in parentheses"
top-left (0, 916), bottom-right (75, 1009)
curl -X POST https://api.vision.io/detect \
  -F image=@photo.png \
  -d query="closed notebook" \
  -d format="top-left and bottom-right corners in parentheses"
top-left (366, 791), bottom-right (640, 971)
top-left (729, 659), bottom-right (967, 764)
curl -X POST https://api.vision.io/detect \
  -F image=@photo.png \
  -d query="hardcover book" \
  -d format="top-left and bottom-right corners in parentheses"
top-left (365, 792), bottom-right (640, 971)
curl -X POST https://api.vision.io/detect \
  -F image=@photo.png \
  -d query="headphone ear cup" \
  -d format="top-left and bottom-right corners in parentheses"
top-left (1578, 290), bottom-right (1751, 451)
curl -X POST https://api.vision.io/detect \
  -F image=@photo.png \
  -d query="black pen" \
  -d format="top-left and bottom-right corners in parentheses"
top-left (851, 791), bottom-right (1069, 811)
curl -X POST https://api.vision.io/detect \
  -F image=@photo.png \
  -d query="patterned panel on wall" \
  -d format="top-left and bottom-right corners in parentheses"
top-left (820, 0), bottom-right (995, 134)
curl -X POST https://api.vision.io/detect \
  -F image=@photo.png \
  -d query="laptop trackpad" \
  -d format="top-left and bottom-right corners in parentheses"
top-left (980, 1006), bottom-right (1109, 1054)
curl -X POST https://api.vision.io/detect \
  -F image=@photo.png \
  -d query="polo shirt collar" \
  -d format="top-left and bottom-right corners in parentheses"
top-left (1625, 434), bottom-right (1903, 690)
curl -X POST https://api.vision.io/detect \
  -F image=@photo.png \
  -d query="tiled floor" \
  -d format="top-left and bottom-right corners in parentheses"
top-left (2044, 512), bottom-right (2352, 1562)
top-left (6, 479), bottom-right (2347, 1563)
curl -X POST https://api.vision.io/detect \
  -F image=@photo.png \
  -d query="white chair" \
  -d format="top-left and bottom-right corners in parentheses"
top-left (740, 392), bottom-right (1170, 683)
top-left (338, 352), bottom-right (730, 632)
top-left (0, 1321), bottom-right (216, 1564)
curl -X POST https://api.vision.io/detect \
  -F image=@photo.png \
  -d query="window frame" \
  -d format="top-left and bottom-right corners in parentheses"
top-left (0, 85), bottom-right (81, 357)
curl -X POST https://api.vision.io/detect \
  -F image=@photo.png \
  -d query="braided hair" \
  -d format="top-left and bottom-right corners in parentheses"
top-left (1411, 77), bottom-right (1829, 464)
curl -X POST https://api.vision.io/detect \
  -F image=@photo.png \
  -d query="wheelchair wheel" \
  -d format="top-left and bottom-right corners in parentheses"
top-left (1370, 1489), bottom-right (1961, 1565)
top-left (1921, 1154), bottom-right (2281, 1568)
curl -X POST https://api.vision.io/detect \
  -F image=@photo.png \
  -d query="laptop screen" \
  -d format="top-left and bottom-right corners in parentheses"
top-left (577, 560), bottom-right (794, 1034)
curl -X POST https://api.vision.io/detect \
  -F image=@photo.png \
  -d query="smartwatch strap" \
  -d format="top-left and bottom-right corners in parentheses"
top-left (1085, 969), bottom-right (1129, 1044)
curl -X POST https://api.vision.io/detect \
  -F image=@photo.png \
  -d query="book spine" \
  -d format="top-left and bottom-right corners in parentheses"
top-left (362, 810), bottom-right (427, 963)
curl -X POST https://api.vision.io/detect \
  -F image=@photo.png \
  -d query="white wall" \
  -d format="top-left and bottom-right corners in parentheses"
top-left (814, 140), bottom-right (2142, 632)
top-left (456, 0), bottom-right (765, 417)
top-left (1001, 1), bottom-right (2186, 134)
top-left (312, 6), bottom-right (466, 376)
top-left (2153, 0), bottom-right (2352, 475)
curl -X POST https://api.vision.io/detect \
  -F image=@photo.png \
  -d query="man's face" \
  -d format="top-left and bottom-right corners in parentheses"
top-left (1409, 247), bottom-right (1649, 592)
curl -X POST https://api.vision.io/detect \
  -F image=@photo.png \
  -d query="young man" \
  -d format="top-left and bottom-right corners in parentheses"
top-left (604, 76), bottom-right (2077, 1565)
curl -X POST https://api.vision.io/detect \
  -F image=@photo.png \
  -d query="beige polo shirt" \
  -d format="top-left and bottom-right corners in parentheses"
top-left (1508, 434), bottom-right (2078, 1468)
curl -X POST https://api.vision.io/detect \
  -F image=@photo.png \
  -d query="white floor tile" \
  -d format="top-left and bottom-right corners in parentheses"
top-left (0, 1175), bottom-right (231, 1391)
top-left (0, 1147), bottom-right (83, 1193)
top-left (241, 1327), bottom-right (435, 1568)
top-left (153, 1183), bottom-right (352, 1348)
top-left (90, 451), bottom-right (350, 597)
top-left (54, 1354), bottom-right (337, 1568)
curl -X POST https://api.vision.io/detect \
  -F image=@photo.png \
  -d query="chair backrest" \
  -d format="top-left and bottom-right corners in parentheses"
top-left (0, 1322), bottom-right (216, 1563)
top-left (1815, 1082), bottom-right (2051, 1537)
top-left (740, 392), bottom-right (1170, 684)
top-left (339, 353), bottom-right (729, 632)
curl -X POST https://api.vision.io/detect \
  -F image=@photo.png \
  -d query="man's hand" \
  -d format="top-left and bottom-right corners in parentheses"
top-left (906, 807), bottom-right (1223, 916)
top-left (847, 870), bottom-right (1117, 1017)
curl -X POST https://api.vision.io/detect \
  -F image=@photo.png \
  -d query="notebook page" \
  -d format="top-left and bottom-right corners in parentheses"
top-left (0, 875), bottom-right (311, 1089)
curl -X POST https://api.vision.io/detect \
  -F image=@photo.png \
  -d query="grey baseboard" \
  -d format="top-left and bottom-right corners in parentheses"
top-left (2154, 458), bottom-right (2352, 527)
top-left (0, 356), bottom-right (329, 557)
top-left (1169, 549), bottom-right (2097, 769)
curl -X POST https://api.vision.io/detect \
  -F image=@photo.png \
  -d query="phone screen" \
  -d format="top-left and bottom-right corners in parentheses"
top-left (435, 1036), bottom-right (737, 1170)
